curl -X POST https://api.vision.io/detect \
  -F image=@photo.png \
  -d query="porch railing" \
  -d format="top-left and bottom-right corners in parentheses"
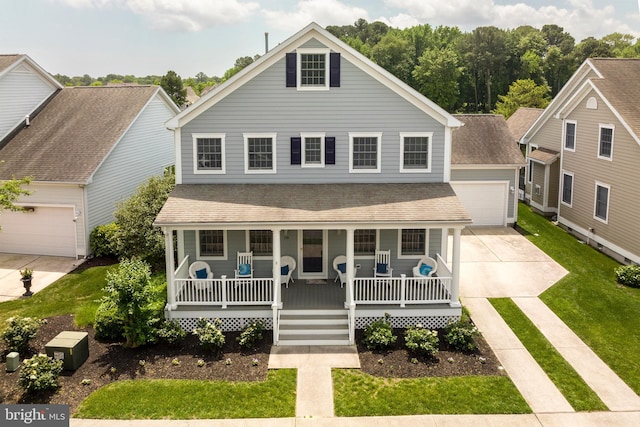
top-left (352, 274), bottom-right (452, 306)
top-left (174, 275), bottom-right (275, 308)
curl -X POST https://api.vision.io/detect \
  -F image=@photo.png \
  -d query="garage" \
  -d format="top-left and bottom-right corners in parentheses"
top-left (451, 181), bottom-right (508, 226)
top-left (0, 206), bottom-right (76, 257)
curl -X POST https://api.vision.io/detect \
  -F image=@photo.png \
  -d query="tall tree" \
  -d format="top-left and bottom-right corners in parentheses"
top-left (160, 70), bottom-right (186, 107)
top-left (371, 31), bottom-right (416, 83)
top-left (412, 47), bottom-right (462, 111)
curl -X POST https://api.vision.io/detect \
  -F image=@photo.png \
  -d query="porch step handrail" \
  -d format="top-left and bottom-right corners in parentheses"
top-left (173, 276), bottom-right (274, 308)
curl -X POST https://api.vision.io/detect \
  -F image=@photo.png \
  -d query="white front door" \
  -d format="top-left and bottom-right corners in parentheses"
top-left (298, 229), bottom-right (328, 279)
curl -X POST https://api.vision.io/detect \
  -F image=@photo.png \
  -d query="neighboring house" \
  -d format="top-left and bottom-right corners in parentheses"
top-left (155, 23), bottom-right (474, 346)
top-left (0, 82), bottom-right (179, 258)
top-left (506, 107), bottom-right (543, 198)
top-left (451, 114), bottom-right (526, 226)
top-left (521, 58), bottom-right (640, 264)
top-left (0, 54), bottom-right (62, 142)
top-left (184, 86), bottom-right (200, 108)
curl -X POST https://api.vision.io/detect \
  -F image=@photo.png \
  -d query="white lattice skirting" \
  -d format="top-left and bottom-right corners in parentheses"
top-left (177, 317), bottom-right (273, 332)
top-left (355, 315), bottom-right (460, 330)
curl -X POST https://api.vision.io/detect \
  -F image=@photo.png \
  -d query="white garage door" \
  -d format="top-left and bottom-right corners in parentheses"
top-left (0, 206), bottom-right (76, 257)
top-left (451, 181), bottom-right (508, 226)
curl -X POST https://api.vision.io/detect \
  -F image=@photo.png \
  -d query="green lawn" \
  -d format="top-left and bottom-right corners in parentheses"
top-left (333, 369), bottom-right (531, 416)
top-left (490, 298), bottom-right (606, 411)
top-left (517, 203), bottom-right (640, 395)
top-left (74, 369), bottom-right (297, 419)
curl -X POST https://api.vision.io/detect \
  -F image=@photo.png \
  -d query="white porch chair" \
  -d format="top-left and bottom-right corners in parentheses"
top-left (333, 255), bottom-right (360, 288)
top-left (235, 251), bottom-right (254, 279)
top-left (412, 256), bottom-right (438, 277)
top-left (373, 250), bottom-right (393, 278)
top-left (280, 255), bottom-right (296, 288)
top-left (188, 261), bottom-right (213, 279)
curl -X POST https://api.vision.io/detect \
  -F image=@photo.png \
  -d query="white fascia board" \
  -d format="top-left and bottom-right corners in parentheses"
top-left (0, 55), bottom-right (64, 90)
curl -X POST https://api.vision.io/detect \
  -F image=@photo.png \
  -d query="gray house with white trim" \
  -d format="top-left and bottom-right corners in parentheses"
top-left (155, 23), bottom-right (478, 345)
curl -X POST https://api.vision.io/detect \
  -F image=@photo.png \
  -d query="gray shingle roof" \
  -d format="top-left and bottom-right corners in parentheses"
top-left (506, 107), bottom-right (543, 142)
top-left (155, 183), bottom-right (472, 227)
top-left (0, 54), bottom-right (22, 73)
top-left (0, 85), bottom-right (161, 182)
top-left (589, 59), bottom-right (640, 140)
top-left (529, 147), bottom-right (559, 164)
top-left (452, 114), bottom-right (526, 166)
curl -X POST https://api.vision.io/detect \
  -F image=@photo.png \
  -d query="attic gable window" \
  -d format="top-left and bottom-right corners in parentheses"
top-left (287, 49), bottom-right (340, 90)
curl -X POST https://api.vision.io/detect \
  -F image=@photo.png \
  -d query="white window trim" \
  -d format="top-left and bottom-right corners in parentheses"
top-left (597, 124), bottom-right (614, 161)
top-left (349, 132), bottom-right (382, 173)
top-left (301, 132), bottom-right (326, 168)
top-left (244, 230), bottom-right (273, 260)
top-left (244, 133), bottom-right (277, 174)
top-left (594, 181), bottom-right (610, 224)
top-left (397, 229), bottom-right (430, 259)
top-left (527, 144), bottom-right (538, 184)
top-left (561, 171), bottom-right (574, 208)
top-left (297, 48), bottom-right (330, 91)
top-left (399, 132), bottom-right (433, 173)
top-left (563, 120), bottom-right (577, 152)
top-left (192, 133), bottom-right (226, 175)
top-left (196, 230), bottom-right (228, 260)
top-left (354, 229), bottom-right (379, 259)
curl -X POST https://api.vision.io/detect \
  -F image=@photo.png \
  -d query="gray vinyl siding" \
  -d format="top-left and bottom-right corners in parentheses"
top-left (451, 168), bottom-right (518, 218)
top-left (548, 162), bottom-right (559, 209)
top-left (559, 91), bottom-right (640, 259)
top-left (86, 95), bottom-right (176, 249)
top-left (0, 65), bottom-right (58, 140)
top-left (526, 119), bottom-right (562, 200)
top-left (181, 51), bottom-right (446, 184)
top-left (531, 162), bottom-right (545, 206)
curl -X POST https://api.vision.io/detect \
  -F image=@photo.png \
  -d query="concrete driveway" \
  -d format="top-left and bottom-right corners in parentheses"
top-left (0, 254), bottom-right (84, 302)
top-left (455, 227), bottom-right (568, 298)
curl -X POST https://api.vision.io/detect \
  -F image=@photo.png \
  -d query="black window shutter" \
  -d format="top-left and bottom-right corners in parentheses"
top-left (291, 137), bottom-right (301, 165)
top-left (330, 53), bottom-right (340, 87)
top-left (286, 53), bottom-right (297, 87)
top-left (325, 137), bottom-right (336, 165)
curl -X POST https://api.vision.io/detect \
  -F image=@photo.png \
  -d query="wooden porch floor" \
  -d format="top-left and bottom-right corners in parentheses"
top-left (281, 279), bottom-right (346, 309)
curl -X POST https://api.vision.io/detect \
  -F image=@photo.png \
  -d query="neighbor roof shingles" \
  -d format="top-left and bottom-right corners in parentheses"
top-left (452, 114), bottom-right (525, 166)
top-left (155, 183), bottom-right (472, 226)
top-left (0, 85), bottom-right (159, 182)
top-left (506, 107), bottom-right (544, 142)
top-left (0, 54), bottom-right (22, 73)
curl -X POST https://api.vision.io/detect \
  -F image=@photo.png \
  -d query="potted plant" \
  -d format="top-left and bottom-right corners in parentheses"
top-left (20, 267), bottom-right (33, 297)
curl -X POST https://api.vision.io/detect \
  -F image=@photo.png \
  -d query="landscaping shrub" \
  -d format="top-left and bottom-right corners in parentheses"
top-left (404, 325), bottom-right (439, 357)
top-left (18, 354), bottom-right (63, 394)
top-left (237, 320), bottom-right (266, 349)
top-left (157, 320), bottom-right (187, 345)
top-left (94, 299), bottom-right (125, 341)
top-left (615, 264), bottom-right (640, 288)
top-left (90, 222), bottom-right (120, 258)
top-left (444, 318), bottom-right (479, 352)
top-left (362, 313), bottom-right (397, 350)
top-left (1, 316), bottom-right (45, 354)
top-left (193, 318), bottom-right (225, 353)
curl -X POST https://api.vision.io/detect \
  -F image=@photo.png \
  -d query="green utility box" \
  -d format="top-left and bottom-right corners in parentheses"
top-left (45, 331), bottom-right (89, 371)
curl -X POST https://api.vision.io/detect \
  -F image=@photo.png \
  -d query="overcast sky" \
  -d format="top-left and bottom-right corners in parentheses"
top-left (1, 0), bottom-right (638, 79)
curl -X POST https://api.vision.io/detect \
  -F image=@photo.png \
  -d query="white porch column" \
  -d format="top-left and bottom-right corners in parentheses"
top-left (164, 228), bottom-right (177, 312)
top-left (441, 227), bottom-right (449, 263)
top-left (271, 228), bottom-right (282, 345)
top-left (272, 227), bottom-right (282, 283)
top-left (450, 227), bottom-right (462, 308)
top-left (345, 228), bottom-right (355, 294)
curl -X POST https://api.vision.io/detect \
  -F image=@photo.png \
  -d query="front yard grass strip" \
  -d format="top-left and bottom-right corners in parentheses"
top-left (490, 298), bottom-right (607, 411)
top-left (333, 369), bottom-right (531, 416)
top-left (74, 369), bottom-right (296, 419)
top-left (517, 203), bottom-right (640, 395)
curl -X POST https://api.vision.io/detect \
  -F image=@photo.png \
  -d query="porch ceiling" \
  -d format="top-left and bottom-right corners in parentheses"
top-left (154, 183), bottom-right (472, 228)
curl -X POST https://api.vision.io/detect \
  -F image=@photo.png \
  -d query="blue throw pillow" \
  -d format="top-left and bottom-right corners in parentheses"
top-left (281, 265), bottom-right (289, 275)
top-left (419, 264), bottom-right (432, 276)
top-left (337, 263), bottom-right (346, 274)
top-left (376, 262), bottom-right (388, 274)
top-left (239, 263), bottom-right (251, 276)
top-left (195, 268), bottom-right (208, 279)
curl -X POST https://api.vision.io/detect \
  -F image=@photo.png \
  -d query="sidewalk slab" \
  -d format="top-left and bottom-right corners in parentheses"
top-left (536, 411), bottom-right (640, 427)
top-left (462, 297), bottom-right (573, 413)
top-left (297, 366), bottom-right (333, 418)
top-left (513, 297), bottom-right (640, 411)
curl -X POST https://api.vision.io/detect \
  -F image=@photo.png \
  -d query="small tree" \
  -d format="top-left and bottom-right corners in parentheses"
top-left (493, 78), bottom-right (551, 119)
top-left (102, 258), bottom-right (155, 348)
top-left (0, 161), bottom-right (32, 231)
top-left (160, 70), bottom-right (186, 107)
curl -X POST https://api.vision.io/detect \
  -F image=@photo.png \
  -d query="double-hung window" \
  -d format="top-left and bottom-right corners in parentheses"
top-left (298, 48), bottom-right (329, 90)
top-left (564, 121), bottom-right (576, 151)
top-left (598, 125), bottom-right (614, 160)
top-left (249, 230), bottom-right (272, 257)
top-left (198, 230), bottom-right (226, 259)
top-left (399, 229), bottom-right (427, 257)
top-left (244, 133), bottom-right (277, 173)
top-left (400, 132), bottom-right (432, 172)
top-left (301, 133), bottom-right (325, 167)
top-left (561, 171), bottom-right (573, 206)
top-left (354, 229), bottom-right (376, 256)
top-left (349, 132), bottom-right (382, 173)
top-left (193, 134), bottom-right (225, 174)
top-left (594, 182), bottom-right (610, 223)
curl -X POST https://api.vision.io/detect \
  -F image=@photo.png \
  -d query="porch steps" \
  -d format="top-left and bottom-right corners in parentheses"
top-left (278, 309), bottom-right (350, 346)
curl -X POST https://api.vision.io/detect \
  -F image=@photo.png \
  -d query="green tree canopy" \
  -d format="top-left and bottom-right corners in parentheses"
top-left (0, 162), bottom-right (31, 230)
top-left (413, 47), bottom-right (462, 111)
top-left (493, 78), bottom-right (551, 119)
top-left (160, 70), bottom-right (187, 106)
